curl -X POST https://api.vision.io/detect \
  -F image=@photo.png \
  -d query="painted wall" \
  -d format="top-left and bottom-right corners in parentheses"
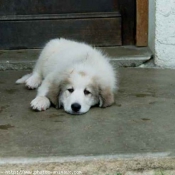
top-left (155, 0), bottom-right (175, 68)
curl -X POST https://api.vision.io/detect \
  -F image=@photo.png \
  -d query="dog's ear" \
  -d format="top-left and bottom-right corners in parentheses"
top-left (92, 77), bottom-right (115, 108)
top-left (46, 75), bottom-right (70, 108)
top-left (46, 82), bottom-right (61, 108)
top-left (99, 87), bottom-right (115, 108)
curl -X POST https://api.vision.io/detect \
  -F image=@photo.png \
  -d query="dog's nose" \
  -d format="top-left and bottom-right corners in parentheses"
top-left (71, 103), bottom-right (81, 112)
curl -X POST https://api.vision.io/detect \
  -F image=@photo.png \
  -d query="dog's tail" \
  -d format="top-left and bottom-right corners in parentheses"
top-left (15, 73), bottom-right (32, 84)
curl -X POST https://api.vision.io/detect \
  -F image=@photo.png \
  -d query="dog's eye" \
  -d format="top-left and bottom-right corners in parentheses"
top-left (67, 88), bottom-right (74, 93)
top-left (84, 89), bottom-right (90, 95)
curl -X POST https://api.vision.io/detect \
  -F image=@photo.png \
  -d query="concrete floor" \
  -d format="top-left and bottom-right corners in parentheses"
top-left (1, 68), bottom-right (175, 175)
top-left (1, 68), bottom-right (175, 160)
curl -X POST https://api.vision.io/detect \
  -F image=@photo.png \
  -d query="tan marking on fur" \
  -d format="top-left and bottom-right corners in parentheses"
top-left (46, 82), bottom-right (59, 108)
top-left (63, 77), bottom-right (71, 85)
top-left (46, 79), bottom-right (71, 108)
top-left (91, 77), bottom-right (114, 107)
top-left (79, 71), bottom-right (86, 76)
top-left (100, 87), bottom-right (114, 107)
top-left (89, 78), bottom-right (99, 96)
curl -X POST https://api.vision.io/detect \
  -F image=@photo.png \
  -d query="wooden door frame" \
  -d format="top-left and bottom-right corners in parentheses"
top-left (118, 0), bottom-right (148, 46)
top-left (136, 0), bottom-right (148, 46)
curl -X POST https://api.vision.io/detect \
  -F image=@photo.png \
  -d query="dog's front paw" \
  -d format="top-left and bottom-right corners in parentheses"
top-left (31, 96), bottom-right (50, 111)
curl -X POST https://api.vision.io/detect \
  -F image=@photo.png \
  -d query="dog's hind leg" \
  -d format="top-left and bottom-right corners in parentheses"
top-left (16, 73), bottom-right (32, 84)
top-left (25, 72), bottom-right (42, 89)
top-left (16, 70), bottom-right (42, 89)
top-left (24, 45), bottom-right (50, 89)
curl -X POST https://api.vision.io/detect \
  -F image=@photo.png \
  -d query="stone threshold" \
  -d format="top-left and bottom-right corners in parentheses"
top-left (0, 46), bottom-right (153, 70)
top-left (0, 153), bottom-right (175, 175)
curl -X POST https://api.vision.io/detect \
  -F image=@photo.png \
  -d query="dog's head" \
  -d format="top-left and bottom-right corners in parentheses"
top-left (47, 69), bottom-right (114, 115)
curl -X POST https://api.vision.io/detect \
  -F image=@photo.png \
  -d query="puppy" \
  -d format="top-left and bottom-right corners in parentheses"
top-left (16, 38), bottom-right (117, 114)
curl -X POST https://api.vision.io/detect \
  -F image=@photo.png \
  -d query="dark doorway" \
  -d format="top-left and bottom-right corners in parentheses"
top-left (0, 0), bottom-right (136, 49)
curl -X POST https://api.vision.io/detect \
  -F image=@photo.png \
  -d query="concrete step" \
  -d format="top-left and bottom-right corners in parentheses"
top-left (0, 68), bottom-right (175, 174)
top-left (0, 46), bottom-right (152, 70)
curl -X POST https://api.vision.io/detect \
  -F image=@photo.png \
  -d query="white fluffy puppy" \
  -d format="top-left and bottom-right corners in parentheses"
top-left (16, 38), bottom-right (117, 114)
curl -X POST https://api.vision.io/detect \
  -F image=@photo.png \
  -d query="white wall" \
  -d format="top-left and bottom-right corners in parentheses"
top-left (154, 0), bottom-right (175, 68)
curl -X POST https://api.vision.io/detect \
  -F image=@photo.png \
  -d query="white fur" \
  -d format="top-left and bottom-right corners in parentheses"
top-left (31, 96), bottom-right (50, 111)
top-left (25, 73), bottom-right (42, 89)
top-left (16, 38), bottom-right (117, 114)
top-left (16, 73), bottom-right (32, 84)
